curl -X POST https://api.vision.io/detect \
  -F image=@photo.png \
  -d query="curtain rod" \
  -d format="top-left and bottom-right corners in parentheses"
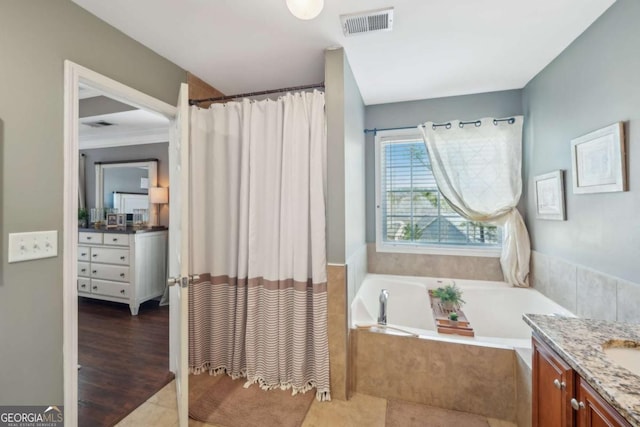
top-left (363, 125), bottom-right (417, 134)
top-left (189, 82), bottom-right (325, 105)
top-left (364, 117), bottom-right (516, 135)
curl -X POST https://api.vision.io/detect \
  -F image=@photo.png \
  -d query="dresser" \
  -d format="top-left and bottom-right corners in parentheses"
top-left (78, 228), bottom-right (167, 315)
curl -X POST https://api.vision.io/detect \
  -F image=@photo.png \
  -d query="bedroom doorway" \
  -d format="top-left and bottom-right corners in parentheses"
top-left (63, 61), bottom-right (190, 427)
top-left (76, 87), bottom-right (171, 425)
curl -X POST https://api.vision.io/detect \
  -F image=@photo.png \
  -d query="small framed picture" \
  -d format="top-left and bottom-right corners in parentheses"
top-left (534, 170), bottom-right (566, 221)
top-left (571, 122), bottom-right (626, 194)
top-left (106, 213), bottom-right (118, 229)
top-left (116, 213), bottom-right (127, 230)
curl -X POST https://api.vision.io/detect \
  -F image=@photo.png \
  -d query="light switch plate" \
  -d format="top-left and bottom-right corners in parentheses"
top-left (8, 230), bottom-right (58, 263)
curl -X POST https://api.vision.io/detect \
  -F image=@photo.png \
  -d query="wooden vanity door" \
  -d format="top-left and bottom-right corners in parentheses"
top-left (575, 376), bottom-right (631, 427)
top-left (533, 335), bottom-right (575, 427)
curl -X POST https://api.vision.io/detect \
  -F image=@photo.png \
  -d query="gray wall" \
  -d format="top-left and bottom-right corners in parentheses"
top-left (522, 0), bottom-right (640, 283)
top-left (0, 0), bottom-right (185, 405)
top-left (325, 47), bottom-right (367, 264)
top-left (344, 56), bottom-right (366, 262)
top-left (343, 52), bottom-right (367, 304)
top-left (365, 90), bottom-right (524, 242)
top-left (81, 143), bottom-right (170, 226)
top-left (325, 49), bottom-right (346, 264)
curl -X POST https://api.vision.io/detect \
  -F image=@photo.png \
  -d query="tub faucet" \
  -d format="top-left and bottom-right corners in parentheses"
top-left (378, 289), bottom-right (389, 325)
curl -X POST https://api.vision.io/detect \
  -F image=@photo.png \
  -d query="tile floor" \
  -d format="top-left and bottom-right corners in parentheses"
top-left (117, 381), bottom-right (518, 427)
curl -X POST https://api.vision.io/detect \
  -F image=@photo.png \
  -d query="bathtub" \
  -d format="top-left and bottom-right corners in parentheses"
top-left (351, 273), bottom-right (574, 349)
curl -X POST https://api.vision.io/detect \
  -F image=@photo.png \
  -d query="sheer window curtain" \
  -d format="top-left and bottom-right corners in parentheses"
top-left (188, 91), bottom-right (331, 400)
top-left (418, 117), bottom-right (531, 287)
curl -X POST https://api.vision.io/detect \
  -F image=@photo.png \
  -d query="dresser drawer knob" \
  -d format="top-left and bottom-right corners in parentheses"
top-left (120, 256), bottom-right (126, 260)
top-left (81, 253), bottom-right (87, 257)
top-left (81, 268), bottom-right (86, 273)
top-left (81, 284), bottom-right (86, 288)
top-left (92, 285), bottom-right (97, 290)
top-left (113, 238), bottom-right (118, 242)
top-left (92, 270), bottom-right (97, 274)
top-left (92, 254), bottom-right (98, 258)
top-left (86, 236), bottom-right (92, 240)
top-left (120, 289), bottom-right (125, 294)
top-left (120, 273), bottom-right (125, 278)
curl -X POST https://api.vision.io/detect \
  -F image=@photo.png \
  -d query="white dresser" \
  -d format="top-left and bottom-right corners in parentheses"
top-left (78, 229), bottom-right (167, 315)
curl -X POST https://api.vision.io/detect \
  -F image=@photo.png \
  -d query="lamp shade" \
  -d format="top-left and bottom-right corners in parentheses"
top-left (286, 0), bottom-right (323, 20)
top-left (149, 187), bottom-right (168, 204)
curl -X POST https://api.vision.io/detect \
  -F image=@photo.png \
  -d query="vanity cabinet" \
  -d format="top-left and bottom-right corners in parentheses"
top-left (533, 334), bottom-right (631, 427)
top-left (576, 376), bottom-right (631, 427)
top-left (533, 334), bottom-right (574, 427)
top-left (78, 229), bottom-right (167, 315)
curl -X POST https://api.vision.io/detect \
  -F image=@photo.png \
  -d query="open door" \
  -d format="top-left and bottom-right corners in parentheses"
top-left (168, 82), bottom-right (190, 426)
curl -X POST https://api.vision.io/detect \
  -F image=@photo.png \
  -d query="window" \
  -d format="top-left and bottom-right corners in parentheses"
top-left (375, 130), bottom-right (501, 256)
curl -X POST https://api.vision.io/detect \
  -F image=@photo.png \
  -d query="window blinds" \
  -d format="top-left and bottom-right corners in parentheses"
top-left (379, 139), bottom-right (501, 247)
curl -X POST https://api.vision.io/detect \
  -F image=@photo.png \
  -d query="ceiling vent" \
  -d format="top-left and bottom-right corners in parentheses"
top-left (341, 7), bottom-right (394, 36)
top-left (83, 120), bottom-right (115, 128)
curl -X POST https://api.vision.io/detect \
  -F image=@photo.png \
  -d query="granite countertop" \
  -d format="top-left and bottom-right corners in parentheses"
top-left (524, 314), bottom-right (640, 426)
top-left (79, 226), bottom-right (167, 234)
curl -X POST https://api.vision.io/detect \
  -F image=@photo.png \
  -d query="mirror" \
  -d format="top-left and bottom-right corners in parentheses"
top-left (95, 159), bottom-right (158, 221)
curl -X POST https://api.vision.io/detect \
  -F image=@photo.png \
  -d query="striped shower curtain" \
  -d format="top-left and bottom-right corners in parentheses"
top-left (188, 91), bottom-right (331, 401)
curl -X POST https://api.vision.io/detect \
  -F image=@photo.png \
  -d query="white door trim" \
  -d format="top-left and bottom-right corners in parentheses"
top-left (63, 60), bottom-right (177, 426)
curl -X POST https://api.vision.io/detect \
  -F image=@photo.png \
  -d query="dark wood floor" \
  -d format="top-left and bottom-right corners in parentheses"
top-left (78, 297), bottom-right (173, 427)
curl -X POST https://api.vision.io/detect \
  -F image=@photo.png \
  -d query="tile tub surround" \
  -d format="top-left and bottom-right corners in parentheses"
top-left (617, 279), bottom-right (640, 324)
top-left (530, 250), bottom-right (640, 323)
top-left (327, 264), bottom-right (348, 400)
top-left (547, 256), bottom-right (577, 314)
top-left (351, 328), bottom-right (517, 422)
top-left (515, 348), bottom-right (532, 427)
top-left (523, 314), bottom-right (640, 426)
top-left (367, 243), bottom-right (503, 281)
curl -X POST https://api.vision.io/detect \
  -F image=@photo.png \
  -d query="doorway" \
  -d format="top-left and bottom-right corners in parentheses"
top-left (77, 87), bottom-right (172, 425)
top-left (63, 61), bottom-right (188, 427)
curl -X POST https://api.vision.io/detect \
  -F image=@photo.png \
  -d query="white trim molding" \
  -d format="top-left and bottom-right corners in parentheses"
top-left (63, 60), bottom-right (176, 427)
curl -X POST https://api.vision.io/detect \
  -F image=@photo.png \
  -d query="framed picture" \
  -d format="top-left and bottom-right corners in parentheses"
top-left (571, 122), bottom-right (626, 194)
top-left (105, 213), bottom-right (118, 229)
top-left (116, 213), bottom-right (127, 230)
top-left (534, 170), bottom-right (566, 221)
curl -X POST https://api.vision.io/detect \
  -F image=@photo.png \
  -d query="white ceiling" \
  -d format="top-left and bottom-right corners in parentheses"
top-left (79, 109), bottom-right (169, 150)
top-left (72, 0), bottom-right (615, 105)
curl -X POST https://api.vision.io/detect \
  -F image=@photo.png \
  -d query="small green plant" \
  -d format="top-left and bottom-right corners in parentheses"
top-left (401, 223), bottom-right (424, 241)
top-left (78, 208), bottom-right (88, 220)
top-left (449, 312), bottom-right (459, 321)
top-left (433, 283), bottom-right (465, 307)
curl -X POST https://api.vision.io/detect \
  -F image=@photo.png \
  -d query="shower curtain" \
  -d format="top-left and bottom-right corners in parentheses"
top-left (418, 117), bottom-right (531, 287)
top-left (188, 91), bottom-right (331, 401)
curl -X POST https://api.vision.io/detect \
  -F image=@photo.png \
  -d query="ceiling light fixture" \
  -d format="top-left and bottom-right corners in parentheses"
top-left (286, 0), bottom-right (323, 20)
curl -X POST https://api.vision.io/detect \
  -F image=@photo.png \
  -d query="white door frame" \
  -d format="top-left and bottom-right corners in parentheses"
top-left (63, 60), bottom-right (177, 426)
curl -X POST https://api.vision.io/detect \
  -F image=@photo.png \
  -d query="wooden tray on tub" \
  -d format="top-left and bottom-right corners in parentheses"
top-left (428, 290), bottom-right (475, 337)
